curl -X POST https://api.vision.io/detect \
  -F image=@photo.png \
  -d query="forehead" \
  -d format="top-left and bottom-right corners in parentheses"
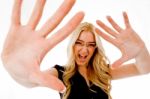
top-left (77, 31), bottom-right (95, 42)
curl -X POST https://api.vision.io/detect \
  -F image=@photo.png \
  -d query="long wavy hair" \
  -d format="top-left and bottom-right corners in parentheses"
top-left (62, 22), bottom-right (112, 99)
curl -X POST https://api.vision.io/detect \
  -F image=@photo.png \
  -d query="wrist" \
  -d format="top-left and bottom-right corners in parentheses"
top-left (135, 46), bottom-right (150, 74)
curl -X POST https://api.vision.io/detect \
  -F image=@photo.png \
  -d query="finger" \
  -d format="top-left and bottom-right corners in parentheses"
top-left (123, 11), bottom-right (132, 28)
top-left (27, 0), bottom-right (46, 29)
top-left (111, 56), bottom-right (129, 68)
top-left (39, 0), bottom-right (76, 37)
top-left (96, 20), bottom-right (118, 38)
top-left (44, 12), bottom-right (84, 51)
top-left (95, 28), bottom-right (117, 46)
top-left (11, 0), bottom-right (22, 26)
top-left (106, 16), bottom-right (123, 33)
top-left (40, 73), bottom-right (66, 92)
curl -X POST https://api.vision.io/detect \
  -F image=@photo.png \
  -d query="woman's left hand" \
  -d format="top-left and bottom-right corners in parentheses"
top-left (95, 12), bottom-right (145, 68)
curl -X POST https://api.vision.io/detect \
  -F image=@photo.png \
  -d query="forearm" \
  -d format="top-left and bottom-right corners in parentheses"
top-left (110, 63), bottom-right (140, 80)
top-left (135, 45), bottom-right (150, 74)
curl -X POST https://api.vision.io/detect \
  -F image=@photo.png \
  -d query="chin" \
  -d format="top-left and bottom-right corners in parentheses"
top-left (76, 61), bottom-right (88, 67)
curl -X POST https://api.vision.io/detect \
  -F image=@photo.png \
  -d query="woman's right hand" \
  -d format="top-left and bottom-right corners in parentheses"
top-left (1, 0), bottom-right (84, 92)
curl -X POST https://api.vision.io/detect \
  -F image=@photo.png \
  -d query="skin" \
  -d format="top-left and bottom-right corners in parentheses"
top-left (1, 0), bottom-right (150, 94)
top-left (74, 31), bottom-right (96, 67)
top-left (1, 0), bottom-right (84, 92)
top-left (96, 12), bottom-right (150, 79)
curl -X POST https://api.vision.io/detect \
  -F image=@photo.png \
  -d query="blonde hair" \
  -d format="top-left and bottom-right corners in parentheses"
top-left (63, 22), bottom-right (112, 99)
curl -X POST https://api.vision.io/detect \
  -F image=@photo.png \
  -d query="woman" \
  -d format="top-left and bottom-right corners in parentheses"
top-left (53, 22), bottom-right (111, 99)
top-left (50, 13), bottom-right (150, 98)
top-left (1, 0), bottom-right (150, 99)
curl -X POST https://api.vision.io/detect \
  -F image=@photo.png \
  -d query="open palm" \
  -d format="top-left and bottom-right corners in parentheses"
top-left (96, 12), bottom-right (145, 68)
top-left (1, 0), bottom-right (84, 92)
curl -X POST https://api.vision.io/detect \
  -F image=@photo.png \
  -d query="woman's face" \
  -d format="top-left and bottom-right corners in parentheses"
top-left (74, 31), bottom-right (96, 67)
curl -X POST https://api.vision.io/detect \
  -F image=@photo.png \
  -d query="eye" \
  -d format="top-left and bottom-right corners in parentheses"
top-left (75, 41), bottom-right (81, 44)
top-left (87, 43), bottom-right (96, 48)
top-left (75, 41), bottom-right (83, 46)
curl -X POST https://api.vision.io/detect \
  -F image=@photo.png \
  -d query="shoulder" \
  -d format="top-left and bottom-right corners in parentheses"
top-left (53, 64), bottom-right (65, 81)
top-left (54, 64), bottom-right (65, 72)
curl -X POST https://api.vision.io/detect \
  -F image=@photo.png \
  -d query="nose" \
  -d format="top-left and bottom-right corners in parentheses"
top-left (80, 46), bottom-right (89, 56)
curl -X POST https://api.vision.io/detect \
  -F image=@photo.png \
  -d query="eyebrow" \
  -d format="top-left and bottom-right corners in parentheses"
top-left (76, 39), bottom-right (96, 43)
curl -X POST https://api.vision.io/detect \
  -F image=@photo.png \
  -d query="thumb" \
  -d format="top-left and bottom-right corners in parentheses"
top-left (30, 71), bottom-right (66, 92)
top-left (111, 56), bottom-right (128, 68)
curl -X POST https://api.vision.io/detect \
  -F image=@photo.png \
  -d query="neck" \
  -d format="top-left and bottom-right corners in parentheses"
top-left (78, 65), bottom-right (88, 78)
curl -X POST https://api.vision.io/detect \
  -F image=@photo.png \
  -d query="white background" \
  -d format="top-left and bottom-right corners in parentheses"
top-left (0, 0), bottom-right (150, 99)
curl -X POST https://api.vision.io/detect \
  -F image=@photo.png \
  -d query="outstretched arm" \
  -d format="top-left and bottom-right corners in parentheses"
top-left (1, 0), bottom-right (84, 92)
top-left (95, 12), bottom-right (150, 79)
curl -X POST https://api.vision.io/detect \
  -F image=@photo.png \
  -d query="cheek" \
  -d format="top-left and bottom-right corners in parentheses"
top-left (88, 49), bottom-right (95, 57)
top-left (74, 46), bottom-right (78, 57)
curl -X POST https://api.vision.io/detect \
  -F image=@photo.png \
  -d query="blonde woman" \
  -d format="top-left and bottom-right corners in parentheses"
top-left (51, 15), bottom-right (150, 98)
top-left (1, 0), bottom-right (150, 99)
top-left (53, 22), bottom-right (111, 99)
